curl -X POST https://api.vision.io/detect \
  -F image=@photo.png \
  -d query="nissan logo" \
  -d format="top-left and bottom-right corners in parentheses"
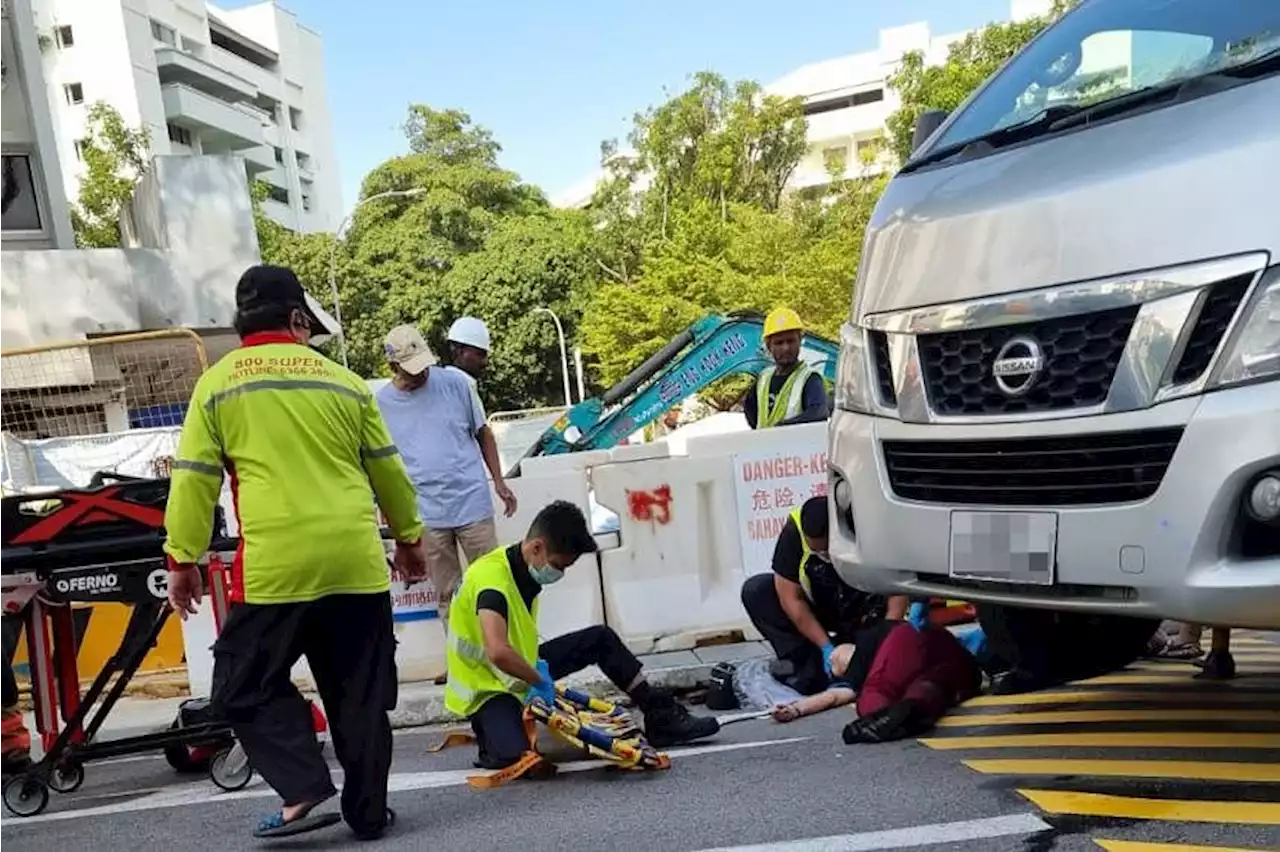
top-left (991, 336), bottom-right (1045, 397)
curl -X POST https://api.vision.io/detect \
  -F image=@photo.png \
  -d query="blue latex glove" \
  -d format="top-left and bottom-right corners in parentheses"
top-left (821, 642), bottom-right (836, 677)
top-left (525, 659), bottom-right (556, 706)
top-left (907, 601), bottom-right (929, 630)
top-left (959, 627), bottom-right (988, 657)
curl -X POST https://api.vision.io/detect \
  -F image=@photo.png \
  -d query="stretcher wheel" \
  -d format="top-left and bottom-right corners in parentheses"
top-left (3, 775), bottom-right (50, 817)
top-left (209, 744), bottom-right (252, 791)
top-left (47, 763), bottom-right (85, 794)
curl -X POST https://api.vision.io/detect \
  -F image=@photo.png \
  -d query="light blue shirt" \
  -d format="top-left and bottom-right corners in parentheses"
top-left (376, 368), bottom-right (492, 529)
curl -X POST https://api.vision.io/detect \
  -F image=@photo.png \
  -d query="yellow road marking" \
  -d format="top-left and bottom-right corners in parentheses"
top-left (963, 758), bottom-right (1280, 783)
top-left (1132, 662), bottom-right (1280, 674)
top-left (920, 731), bottom-right (1280, 750)
top-left (1070, 673), bottom-right (1274, 686)
top-left (1096, 840), bottom-right (1264, 851)
top-left (1019, 788), bottom-right (1280, 825)
top-left (935, 708), bottom-right (1280, 726)
top-left (960, 689), bottom-right (1280, 708)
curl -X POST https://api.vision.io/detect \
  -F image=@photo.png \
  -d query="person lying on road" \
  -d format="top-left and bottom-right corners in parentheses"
top-left (445, 500), bottom-right (720, 776)
top-left (771, 606), bottom-right (984, 743)
top-left (742, 496), bottom-right (907, 695)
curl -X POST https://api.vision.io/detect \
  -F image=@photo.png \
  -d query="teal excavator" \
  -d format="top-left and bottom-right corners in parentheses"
top-left (510, 312), bottom-right (838, 475)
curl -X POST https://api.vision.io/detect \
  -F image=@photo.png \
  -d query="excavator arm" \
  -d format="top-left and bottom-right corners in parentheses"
top-left (511, 312), bottom-right (838, 474)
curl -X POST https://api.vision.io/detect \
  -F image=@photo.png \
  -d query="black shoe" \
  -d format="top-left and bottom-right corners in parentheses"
top-left (991, 667), bottom-right (1058, 696)
top-left (841, 702), bottom-right (917, 745)
top-left (352, 807), bottom-right (396, 841)
top-left (1195, 650), bottom-right (1236, 681)
top-left (643, 690), bottom-right (720, 749)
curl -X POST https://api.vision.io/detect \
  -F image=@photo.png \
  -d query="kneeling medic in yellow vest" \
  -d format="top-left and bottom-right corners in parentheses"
top-left (445, 500), bottom-right (720, 774)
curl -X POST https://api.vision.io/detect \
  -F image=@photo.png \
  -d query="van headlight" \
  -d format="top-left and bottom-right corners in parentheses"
top-left (835, 324), bottom-right (876, 413)
top-left (1212, 273), bottom-right (1280, 388)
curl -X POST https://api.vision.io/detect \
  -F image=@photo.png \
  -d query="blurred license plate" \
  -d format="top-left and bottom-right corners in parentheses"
top-left (949, 511), bottom-right (1057, 586)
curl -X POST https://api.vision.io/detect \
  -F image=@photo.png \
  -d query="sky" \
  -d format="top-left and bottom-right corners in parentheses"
top-left (254, 0), bottom-right (1015, 212)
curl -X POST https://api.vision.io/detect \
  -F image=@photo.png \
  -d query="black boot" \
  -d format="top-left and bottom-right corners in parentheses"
top-left (1195, 649), bottom-right (1236, 681)
top-left (640, 688), bottom-right (721, 749)
top-left (841, 700), bottom-right (925, 745)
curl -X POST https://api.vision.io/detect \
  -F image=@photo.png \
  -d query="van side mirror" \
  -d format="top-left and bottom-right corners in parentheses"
top-left (911, 109), bottom-right (949, 154)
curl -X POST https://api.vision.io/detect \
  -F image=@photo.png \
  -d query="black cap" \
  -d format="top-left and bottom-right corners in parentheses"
top-left (236, 265), bottom-right (308, 314)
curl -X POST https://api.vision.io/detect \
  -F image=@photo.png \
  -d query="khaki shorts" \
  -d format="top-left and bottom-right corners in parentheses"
top-left (425, 518), bottom-right (499, 621)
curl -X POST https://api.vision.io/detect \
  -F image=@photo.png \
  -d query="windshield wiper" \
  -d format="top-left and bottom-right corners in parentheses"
top-left (901, 104), bottom-right (1082, 172)
top-left (1214, 44), bottom-right (1280, 79)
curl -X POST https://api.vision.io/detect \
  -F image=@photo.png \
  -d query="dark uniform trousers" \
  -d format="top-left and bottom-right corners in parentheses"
top-left (741, 572), bottom-right (862, 695)
top-left (212, 591), bottom-right (397, 833)
top-left (471, 624), bottom-right (643, 768)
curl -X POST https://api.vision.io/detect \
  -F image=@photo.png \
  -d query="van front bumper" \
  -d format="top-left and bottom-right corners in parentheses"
top-left (827, 385), bottom-right (1280, 629)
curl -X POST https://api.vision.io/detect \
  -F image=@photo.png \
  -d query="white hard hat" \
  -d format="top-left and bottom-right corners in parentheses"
top-left (447, 316), bottom-right (491, 352)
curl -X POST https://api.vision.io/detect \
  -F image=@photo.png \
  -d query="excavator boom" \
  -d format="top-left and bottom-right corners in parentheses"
top-left (511, 312), bottom-right (837, 474)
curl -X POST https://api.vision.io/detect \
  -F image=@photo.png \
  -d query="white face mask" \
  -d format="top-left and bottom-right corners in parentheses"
top-left (529, 564), bottom-right (564, 586)
top-left (813, 550), bottom-right (832, 564)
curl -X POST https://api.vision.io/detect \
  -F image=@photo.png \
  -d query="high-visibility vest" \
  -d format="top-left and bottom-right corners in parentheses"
top-left (789, 507), bottom-right (814, 600)
top-left (755, 365), bottom-right (812, 428)
top-left (444, 547), bottom-right (540, 719)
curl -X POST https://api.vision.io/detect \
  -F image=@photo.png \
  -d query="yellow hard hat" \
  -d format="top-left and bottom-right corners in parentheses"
top-left (763, 307), bottom-right (804, 338)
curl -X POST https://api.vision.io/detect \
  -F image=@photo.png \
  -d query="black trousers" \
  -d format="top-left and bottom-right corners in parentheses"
top-left (741, 573), bottom-right (859, 695)
top-left (212, 592), bottom-right (397, 832)
top-left (471, 624), bottom-right (642, 767)
top-left (2, 614), bottom-right (22, 709)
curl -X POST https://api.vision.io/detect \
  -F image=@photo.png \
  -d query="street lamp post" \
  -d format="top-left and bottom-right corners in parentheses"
top-left (535, 307), bottom-right (573, 408)
top-left (328, 187), bottom-right (426, 367)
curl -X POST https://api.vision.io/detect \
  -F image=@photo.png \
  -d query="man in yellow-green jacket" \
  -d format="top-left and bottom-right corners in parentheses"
top-left (445, 501), bottom-right (720, 775)
top-left (163, 265), bottom-right (425, 842)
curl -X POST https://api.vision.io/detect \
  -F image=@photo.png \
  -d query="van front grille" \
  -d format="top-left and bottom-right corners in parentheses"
top-left (882, 427), bottom-right (1183, 506)
top-left (918, 306), bottom-right (1139, 416)
top-left (1170, 274), bottom-right (1252, 385)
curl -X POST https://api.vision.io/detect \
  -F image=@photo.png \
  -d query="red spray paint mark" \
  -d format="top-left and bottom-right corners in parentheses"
top-left (626, 485), bottom-right (673, 525)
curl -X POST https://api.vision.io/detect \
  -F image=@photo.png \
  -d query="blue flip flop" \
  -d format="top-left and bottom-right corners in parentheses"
top-left (253, 809), bottom-right (341, 839)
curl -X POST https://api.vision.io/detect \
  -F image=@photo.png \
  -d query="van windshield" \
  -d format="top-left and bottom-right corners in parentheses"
top-left (927, 0), bottom-right (1280, 156)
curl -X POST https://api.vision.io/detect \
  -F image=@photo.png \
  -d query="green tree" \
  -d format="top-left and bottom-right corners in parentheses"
top-left (71, 102), bottom-right (149, 247)
top-left (885, 0), bottom-right (1078, 164)
top-left (580, 72), bottom-right (882, 391)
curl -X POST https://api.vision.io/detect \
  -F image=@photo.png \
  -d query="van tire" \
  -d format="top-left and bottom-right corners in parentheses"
top-left (976, 603), bottom-right (1157, 685)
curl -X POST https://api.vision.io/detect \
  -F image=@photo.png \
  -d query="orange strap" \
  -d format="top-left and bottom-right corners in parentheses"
top-left (430, 710), bottom-right (550, 790)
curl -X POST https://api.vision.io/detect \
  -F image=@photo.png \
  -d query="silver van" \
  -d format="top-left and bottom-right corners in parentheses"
top-left (828, 0), bottom-right (1280, 666)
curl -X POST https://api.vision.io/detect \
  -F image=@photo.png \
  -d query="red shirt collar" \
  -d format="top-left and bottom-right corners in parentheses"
top-left (240, 332), bottom-right (299, 348)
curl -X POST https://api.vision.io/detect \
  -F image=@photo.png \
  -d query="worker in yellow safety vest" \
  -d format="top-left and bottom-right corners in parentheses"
top-left (445, 500), bottom-right (720, 773)
top-left (163, 265), bottom-right (426, 841)
top-left (744, 307), bottom-right (829, 429)
top-left (741, 496), bottom-right (908, 695)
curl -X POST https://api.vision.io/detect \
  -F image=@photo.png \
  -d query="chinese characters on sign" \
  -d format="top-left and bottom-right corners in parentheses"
top-left (733, 443), bottom-right (828, 575)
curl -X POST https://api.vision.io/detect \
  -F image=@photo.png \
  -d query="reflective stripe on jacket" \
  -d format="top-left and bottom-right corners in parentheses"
top-left (444, 547), bottom-right (540, 718)
top-left (162, 334), bottom-right (423, 604)
top-left (789, 507), bottom-right (813, 600)
top-left (755, 365), bottom-right (812, 428)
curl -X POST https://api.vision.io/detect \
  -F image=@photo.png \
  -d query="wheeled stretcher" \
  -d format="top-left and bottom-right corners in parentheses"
top-left (0, 474), bottom-right (324, 817)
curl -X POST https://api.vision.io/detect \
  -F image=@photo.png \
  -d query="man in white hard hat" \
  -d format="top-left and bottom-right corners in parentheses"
top-left (445, 316), bottom-right (491, 394)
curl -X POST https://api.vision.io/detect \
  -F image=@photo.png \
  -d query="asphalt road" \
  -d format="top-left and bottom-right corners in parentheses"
top-left (3, 632), bottom-right (1279, 852)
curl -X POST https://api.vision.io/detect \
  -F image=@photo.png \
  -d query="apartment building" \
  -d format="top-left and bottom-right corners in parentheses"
top-left (555, 0), bottom-right (1053, 207)
top-left (2, 0), bottom-right (75, 249)
top-left (27, 0), bottom-right (340, 232)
